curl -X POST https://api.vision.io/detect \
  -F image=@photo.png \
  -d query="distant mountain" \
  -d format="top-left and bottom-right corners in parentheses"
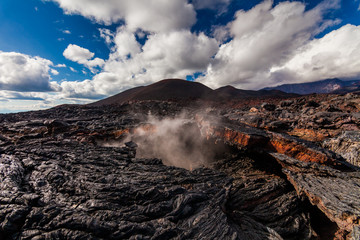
top-left (332, 81), bottom-right (360, 94)
top-left (263, 78), bottom-right (360, 95)
top-left (90, 79), bottom-right (296, 106)
top-left (210, 85), bottom-right (297, 99)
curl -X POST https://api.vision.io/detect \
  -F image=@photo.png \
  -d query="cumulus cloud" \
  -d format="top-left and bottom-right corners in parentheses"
top-left (60, 80), bottom-right (105, 99)
top-left (0, 51), bottom-right (59, 92)
top-left (58, 27), bottom-right (218, 98)
top-left (96, 29), bottom-right (218, 95)
top-left (99, 28), bottom-right (115, 45)
top-left (49, 0), bottom-right (196, 33)
top-left (63, 44), bottom-right (105, 72)
top-left (270, 24), bottom-right (360, 85)
top-left (63, 44), bottom-right (94, 63)
top-left (38, 0), bottom-right (360, 102)
top-left (198, 0), bottom-right (341, 89)
top-left (63, 30), bottom-right (71, 34)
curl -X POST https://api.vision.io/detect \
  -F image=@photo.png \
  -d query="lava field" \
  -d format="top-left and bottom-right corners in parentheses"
top-left (0, 93), bottom-right (360, 239)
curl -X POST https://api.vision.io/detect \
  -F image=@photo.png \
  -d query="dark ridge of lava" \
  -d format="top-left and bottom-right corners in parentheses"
top-left (90, 78), bottom-right (297, 106)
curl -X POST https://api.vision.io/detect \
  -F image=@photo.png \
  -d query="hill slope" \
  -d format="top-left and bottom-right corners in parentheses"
top-left (91, 79), bottom-right (212, 106)
top-left (91, 79), bottom-right (297, 106)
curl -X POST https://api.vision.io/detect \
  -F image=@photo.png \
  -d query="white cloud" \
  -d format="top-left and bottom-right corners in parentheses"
top-left (270, 24), bottom-right (360, 84)
top-left (63, 30), bottom-right (71, 34)
top-left (63, 44), bottom-right (105, 72)
top-left (59, 29), bottom-right (218, 97)
top-left (63, 44), bottom-right (94, 63)
top-left (69, 66), bottom-right (77, 72)
top-left (97, 29), bottom-right (217, 95)
top-left (51, 69), bottom-right (59, 75)
top-left (142, 31), bottom-right (218, 72)
top-left (0, 51), bottom-right (59, 92)
top-left (60, 80), bottom-right (104, 99)
top-left (99, 28), bottom-right (115, 45)
top-left (55, 63), bottom-right (66, 67)
top-left (198, 0), bottom-right (341, 89)
top-left (112, 26), bottom-right (141, 59)
top-left (56, 0), bottom-right (354, 99)
top-left (31, 0), bottom-right (360, 103)
top-left (50, 0), bottom-right (196, 33)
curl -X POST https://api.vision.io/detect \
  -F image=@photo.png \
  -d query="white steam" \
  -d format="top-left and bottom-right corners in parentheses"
top-left (127, 114), bottom-right (216, 170)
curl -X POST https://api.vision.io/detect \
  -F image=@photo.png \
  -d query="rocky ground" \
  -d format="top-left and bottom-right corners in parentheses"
top-left (0, 93), bottom-right (360, 239)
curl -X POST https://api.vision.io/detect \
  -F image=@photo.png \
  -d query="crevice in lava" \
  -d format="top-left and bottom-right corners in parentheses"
top-left (244, 149), bottom-right (287, 178)
top-left (302, 198), bottom-right (341, 239)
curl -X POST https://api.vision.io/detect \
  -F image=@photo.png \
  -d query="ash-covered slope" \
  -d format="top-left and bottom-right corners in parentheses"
top-left (263, 78), bottom-right (360, 95)
top-left (91, 79), bottom-right (296, 106)
top-left (91, 79), bottom-right (212, 106)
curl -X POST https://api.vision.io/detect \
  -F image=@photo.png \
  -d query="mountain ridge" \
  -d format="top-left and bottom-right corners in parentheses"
top-left (263, 78), bottom-right (360, 95)
top-left (90, 79), bottom-right (298, 106)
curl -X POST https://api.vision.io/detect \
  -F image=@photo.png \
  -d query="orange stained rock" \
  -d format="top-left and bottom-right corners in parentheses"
top-left (198, 118), bottom-right (340, 166)
top-left (268, 139), bottom-right (332, 165)
top-left (206, 127), bottom-right (267, 148)
top-left (222, 128), bottom-right (252, 146)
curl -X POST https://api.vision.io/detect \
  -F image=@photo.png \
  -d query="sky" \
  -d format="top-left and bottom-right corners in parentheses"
top-left (0, 0), bottom-right (360, 113)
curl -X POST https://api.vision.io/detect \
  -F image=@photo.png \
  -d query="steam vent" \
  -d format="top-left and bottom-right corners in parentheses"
top-left (1, 79), bottom-right (360, 240)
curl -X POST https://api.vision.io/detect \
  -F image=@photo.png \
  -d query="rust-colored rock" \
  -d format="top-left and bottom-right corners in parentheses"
top-left (197, 116), bottom-right (341, 166)
top-left (267, 132), bottom-right (339, 165)
top-left (208, 127), bottom-right (268, 148)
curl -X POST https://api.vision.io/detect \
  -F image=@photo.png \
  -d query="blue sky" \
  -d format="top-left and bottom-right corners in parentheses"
top-left (0, 0), bottom-right (360, 112)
